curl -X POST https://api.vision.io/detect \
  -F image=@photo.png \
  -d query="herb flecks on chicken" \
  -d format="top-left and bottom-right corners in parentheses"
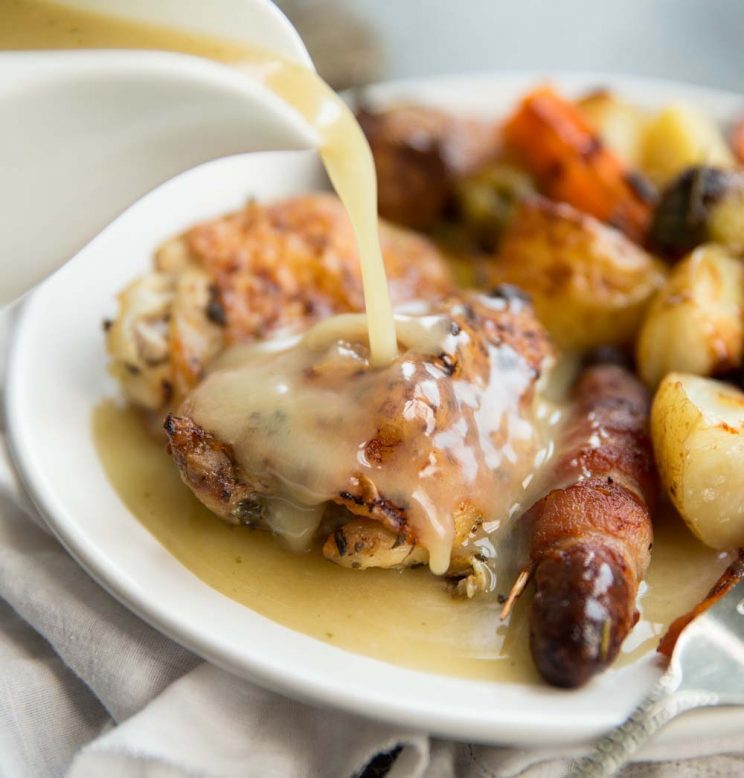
top-left (106, 193), bottom-right (454, 413)
top-left (165, 291), bottom-right (554, 591)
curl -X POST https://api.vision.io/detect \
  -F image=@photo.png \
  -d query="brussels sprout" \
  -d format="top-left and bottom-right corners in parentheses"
top-left (454, 163), bottom-right (535, 249)
top-left (650, 166), bottom-right (744, 258)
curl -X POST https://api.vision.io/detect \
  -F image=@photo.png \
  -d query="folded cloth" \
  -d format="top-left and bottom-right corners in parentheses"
top-left (1, 311), bottom-right (744, 778)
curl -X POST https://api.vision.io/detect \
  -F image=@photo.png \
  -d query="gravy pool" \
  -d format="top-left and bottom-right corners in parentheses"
top-left (93, 400), bottom-right (732, 682)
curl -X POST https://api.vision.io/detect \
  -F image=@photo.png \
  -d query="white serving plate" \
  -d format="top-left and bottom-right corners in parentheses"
top-left (6, 72), bottom-right (744, 746)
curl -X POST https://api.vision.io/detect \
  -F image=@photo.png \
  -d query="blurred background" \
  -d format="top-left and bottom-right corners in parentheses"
top-left (277, 0), bottom-right (743, 92)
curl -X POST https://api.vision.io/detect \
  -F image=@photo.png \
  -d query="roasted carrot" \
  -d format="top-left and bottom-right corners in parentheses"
top-left (657, 550), bottom-right (744, 658)
top-left (732, 115), bottom-right (744, 165)
top-left (502, 85), bottom-right (654, 242)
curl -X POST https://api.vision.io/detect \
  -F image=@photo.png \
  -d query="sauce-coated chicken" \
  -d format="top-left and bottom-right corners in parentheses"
top-left (106, 193), bottom-right (454, 412)
top-left (164, 288), bottom-right (554, 588)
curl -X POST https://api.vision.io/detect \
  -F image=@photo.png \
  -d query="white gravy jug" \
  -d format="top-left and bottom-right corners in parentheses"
top-left (0, 0), bottom-right (317, 305)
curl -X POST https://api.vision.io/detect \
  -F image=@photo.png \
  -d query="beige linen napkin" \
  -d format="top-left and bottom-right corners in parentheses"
top-left (1, 310), bottom-right (743, 778)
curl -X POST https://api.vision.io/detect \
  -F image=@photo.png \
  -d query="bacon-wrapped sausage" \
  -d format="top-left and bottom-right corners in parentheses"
top-left (505, 363), bottom-right (656, 687)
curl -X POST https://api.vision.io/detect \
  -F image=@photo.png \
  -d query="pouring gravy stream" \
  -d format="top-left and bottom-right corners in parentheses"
top-left (1, 0), bottom-right (397, 365)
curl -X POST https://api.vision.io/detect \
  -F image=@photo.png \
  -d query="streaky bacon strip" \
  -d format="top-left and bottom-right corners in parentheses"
top-left (505, 363), bottom-right (656, 688)
top-left (658, 550), bottom-right (744, 658)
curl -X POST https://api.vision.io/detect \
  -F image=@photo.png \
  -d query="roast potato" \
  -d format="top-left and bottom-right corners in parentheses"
top-left (709, 184), bottom-right (744, 254)
top-left (577, 90), bottom-right (649, 167)
top-left (489, 198), bottom-right (667, 350)
top-left (652, 372), bottom-right (744, 549)
top-left (636, 244), bottom-right (744, 388)
top-left (642, 103), bottom-right (735, 186)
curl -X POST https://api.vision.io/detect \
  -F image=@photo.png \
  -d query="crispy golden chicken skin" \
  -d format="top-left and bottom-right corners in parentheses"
top-left (164, 289), bottom-right (554, 589)
top-left (357, 105), bottom-right (500, 230)
top-left (106, 193), bottom-right (454, 412)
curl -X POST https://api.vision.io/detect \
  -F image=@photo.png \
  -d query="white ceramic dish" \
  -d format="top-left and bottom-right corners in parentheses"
top-left (6, 72), bottom-right (744, 746)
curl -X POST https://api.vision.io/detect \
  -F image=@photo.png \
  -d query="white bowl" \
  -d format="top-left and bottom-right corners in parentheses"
top-left (6, 72), bottom-right (744, 746)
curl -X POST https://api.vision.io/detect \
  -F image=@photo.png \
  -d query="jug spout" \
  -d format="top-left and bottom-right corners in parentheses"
top-left (0, 50), bottom-right (320, 306)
